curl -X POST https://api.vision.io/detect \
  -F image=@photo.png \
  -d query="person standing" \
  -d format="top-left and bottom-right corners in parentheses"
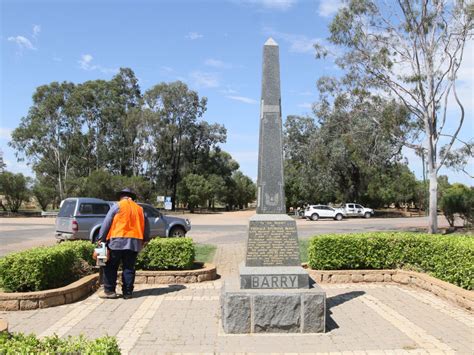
top-left (98, 188), bottom-right (150, 299)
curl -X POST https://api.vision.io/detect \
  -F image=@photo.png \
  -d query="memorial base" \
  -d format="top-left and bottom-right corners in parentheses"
top-left (221, 279), bottom-right (326, 334)
top-left (240, 262), bottom-right (309, 289)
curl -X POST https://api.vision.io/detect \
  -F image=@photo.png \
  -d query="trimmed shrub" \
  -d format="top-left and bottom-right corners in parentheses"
top-left (0, 241), bottom-right (95, 292)
top-left (0, 332), bottom-right (120, 354)
top-left (57, 240), bottom-right (95, 266)
top-left (307, 232), bottom-right (474, 290)
top-left (137, 237), bottom-right (195, 270)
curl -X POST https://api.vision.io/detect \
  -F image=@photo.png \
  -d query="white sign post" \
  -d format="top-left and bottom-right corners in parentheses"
top-left (164, 196), bottom-right (172, 210)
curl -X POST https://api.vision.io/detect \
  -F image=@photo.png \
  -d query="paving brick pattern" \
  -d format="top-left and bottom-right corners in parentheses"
top-left (1, 243), bottom-right (473, 354)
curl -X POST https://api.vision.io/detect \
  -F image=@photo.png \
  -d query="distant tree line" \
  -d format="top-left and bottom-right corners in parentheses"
top-left (5, 68), bottom-right (255, 211)
top-left (282, 79), bottom-right (473, 227)
top-left (314, 0), bottom-right (473, 233)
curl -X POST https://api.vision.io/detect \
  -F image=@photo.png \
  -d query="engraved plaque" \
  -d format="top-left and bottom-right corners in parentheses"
top-left (245, 219), bottom-right (300, 267)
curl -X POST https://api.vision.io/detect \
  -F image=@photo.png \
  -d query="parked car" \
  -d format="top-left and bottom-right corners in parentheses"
top-left (343, 203), bottom-right (374, 218)
top-left (304, 205), bottom-right (346, 221)
top-left (55, 198), bottom-right (191, 242)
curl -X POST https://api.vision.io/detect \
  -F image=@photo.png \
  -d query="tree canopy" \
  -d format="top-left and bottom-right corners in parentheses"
top-left (9, 68), bottom-right (254, 210)
top-left (316, 0), bottom-right (473, 232)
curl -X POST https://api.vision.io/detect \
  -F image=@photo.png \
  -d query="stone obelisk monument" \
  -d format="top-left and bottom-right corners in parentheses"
top-left (221, 38), bottom-right (326, 334)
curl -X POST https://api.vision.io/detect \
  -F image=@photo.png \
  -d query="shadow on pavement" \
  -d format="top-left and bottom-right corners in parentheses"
top-left (326, 291), bottom-right (365, 331)
top-left (131, 284), bottom-right (186, 298)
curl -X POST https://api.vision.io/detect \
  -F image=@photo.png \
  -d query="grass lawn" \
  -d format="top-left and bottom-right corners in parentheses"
top-left (194, 243), bottom-right (217, 264)
top-left (299, 238), bottom-right (310, 263)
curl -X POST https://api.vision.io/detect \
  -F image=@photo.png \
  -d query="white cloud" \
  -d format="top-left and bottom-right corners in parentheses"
top-left (239, 0), bottom-right (297, 11)
top-left (79, 54), bottom-right (94, 70)
top-left (263, 27), bottom-right (321, 54)
top-left (226, 95), bottom-right (258, 104)
top-left (190, 71), bottom-right (220, 88)
top-left (0, 128), bottom-right (12, 140)
top-left (205, 58), bottom-right (232, 69)
top-left (7, 36), bottom-right (36, 50)
top-left (186, 32), bottom-right (203, 40)
top-left (32, 24), bottom-right (41, 38)
top-left (317, 0), bottom-right (343, 17)
top-left (78, 54), bottom-right (118, 74)
top-left (220, 87), bottom-right (238, 95)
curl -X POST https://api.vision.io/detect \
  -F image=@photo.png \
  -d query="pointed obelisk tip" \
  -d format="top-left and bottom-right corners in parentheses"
top-left (264, 37), bottom-right (278, 46)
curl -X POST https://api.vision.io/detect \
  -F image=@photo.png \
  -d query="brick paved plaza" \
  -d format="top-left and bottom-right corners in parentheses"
top-left (1, 242), bottom-right (472, 354)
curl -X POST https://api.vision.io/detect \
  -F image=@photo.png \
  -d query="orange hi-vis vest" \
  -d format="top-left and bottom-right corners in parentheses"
top-left (106, 199), bottom-right (145, 241)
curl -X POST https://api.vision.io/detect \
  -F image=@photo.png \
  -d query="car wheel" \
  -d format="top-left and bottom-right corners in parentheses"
top-left (364, 212), bottom-right (371, 219)
top-left (169, 226), bottom-right (186, 237)
top-left (335, 213), bottom-right (343, 221)
top-left (311, 213), bottom-right (319, 221)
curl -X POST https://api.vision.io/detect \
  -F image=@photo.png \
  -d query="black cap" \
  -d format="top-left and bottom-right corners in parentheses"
top-left (117, 188), bottom-right (137, 200)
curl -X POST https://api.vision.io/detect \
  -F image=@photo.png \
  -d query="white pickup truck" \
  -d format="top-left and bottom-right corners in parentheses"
top-left (343, 203), bottom-right (374, 218)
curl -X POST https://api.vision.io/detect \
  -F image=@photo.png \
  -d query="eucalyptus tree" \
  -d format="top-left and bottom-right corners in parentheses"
top-left (107, 68), bottom-right (143, 176)
top-left (232, 171), bottom-right (257, 209)
top-left (320, 0), bottom-right (473, 232)
top-left (0, 172), bottom-right (30, 212)
top-left (71, 79), bottom-right (110, 175)
top-left (142, 81), bottom-right (208, 209)
top-left (9, 82), bottom-right (81, 200)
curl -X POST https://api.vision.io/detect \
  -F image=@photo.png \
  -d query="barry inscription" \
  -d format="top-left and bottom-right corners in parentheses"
top-left (251, 275), bottom-right (297, 288)
top-left (245, 220), bottom-right (300, 267)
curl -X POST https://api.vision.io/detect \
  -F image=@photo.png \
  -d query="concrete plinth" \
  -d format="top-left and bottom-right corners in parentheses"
top-left (221, 279), bottom-right (326, 334)
top-left (240, 262), bottom-right (309, 289)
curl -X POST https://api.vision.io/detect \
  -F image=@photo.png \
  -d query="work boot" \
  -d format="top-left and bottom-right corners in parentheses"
top-left (123, 293), bottom-right (133, 300)
top-left (98, 290), bottom-right (118, 299)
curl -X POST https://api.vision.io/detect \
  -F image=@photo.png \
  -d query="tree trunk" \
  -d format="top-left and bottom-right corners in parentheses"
top-left (427, 157), bottom-right (438, 234)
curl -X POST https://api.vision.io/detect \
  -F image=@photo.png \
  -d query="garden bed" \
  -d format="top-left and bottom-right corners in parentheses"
top-left (305, 267), bottom-right (473, 311)
top-left (0, 262), bottom-right (217, 311)
top-left (0, 237), bottom-right (218, 310)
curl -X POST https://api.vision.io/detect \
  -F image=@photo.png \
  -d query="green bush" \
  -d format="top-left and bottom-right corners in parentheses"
top-left (440, 184), bottom-right (474, 227)
top-left (307, 232), bottom-right (474, 290)
top-left (0, 332), bottom-right (120, 354)
top-left (57, 240), bottom-right (96, 266)
top-left (0, 241), bottom-right (95, 292)
top-left (137, 237), bottom-right (195, 270)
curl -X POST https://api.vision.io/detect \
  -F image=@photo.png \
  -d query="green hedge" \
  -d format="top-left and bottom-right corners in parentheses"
top-left (0, 241), bottom-right (95, 292)
top-left (308, 232), bottom-right (474, 290)
top-left (0, 332), bottom-right (120, 354)
top-left (137, 237), bottom-right (195, 270)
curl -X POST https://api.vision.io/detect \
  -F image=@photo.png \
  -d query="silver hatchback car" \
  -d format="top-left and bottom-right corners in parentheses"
top-left (55, 197), bottom-right (191, 242)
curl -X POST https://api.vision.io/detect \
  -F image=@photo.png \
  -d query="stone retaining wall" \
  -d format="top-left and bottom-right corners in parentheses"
top-left (0, 274), bottom-right (99, 311)
top-left (0, 263), bottom-right (217, 311)
top-left (131, 263), bottom-right (217, 285)
top-left (307, 268), bottom-right (473, 311)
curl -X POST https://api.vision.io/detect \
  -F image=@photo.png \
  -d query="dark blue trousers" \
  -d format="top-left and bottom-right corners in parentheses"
top-left (103, 249), bottom-right (138, 295)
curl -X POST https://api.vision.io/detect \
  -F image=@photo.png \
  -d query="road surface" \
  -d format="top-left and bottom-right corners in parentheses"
top-left (0, 211), bottom-right (452, 257)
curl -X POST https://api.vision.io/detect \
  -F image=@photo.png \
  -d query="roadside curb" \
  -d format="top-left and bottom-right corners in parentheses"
top-left (0, 263), bottom-right (217, 311)
top-left (306, 267), bottom-right (473, 311)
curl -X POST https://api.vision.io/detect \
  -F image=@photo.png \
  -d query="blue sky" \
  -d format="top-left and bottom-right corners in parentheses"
top-left (1, 0), bottom-right (472, 185)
